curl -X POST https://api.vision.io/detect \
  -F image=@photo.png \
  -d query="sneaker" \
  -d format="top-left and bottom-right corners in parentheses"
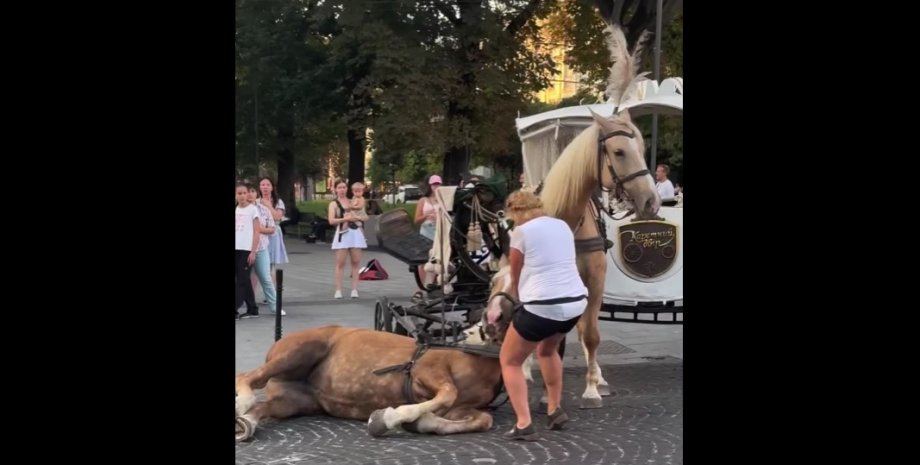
top-left (334, 290), bottom-right (343, 299)
top-left (351, 289), bottom-right (359, 298)
top-left (502, 423), bottom-right (539, 441)
top-left (546, 407), bottom-right (569, 430)
top-left (239, 312), bottom-right (260, 319)
top-left (235, 312), bottom-right (241, 320)
top-left (270, 309), bottom-right (287, 316)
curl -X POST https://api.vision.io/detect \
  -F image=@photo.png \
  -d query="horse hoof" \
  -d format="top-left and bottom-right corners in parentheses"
top-left (401, 419), bottom-right (421, 434)
top-left (367, 409), bottom-right (390, 437)
top-left (597, 383), bottom-right (612, 397)
top-left (579, 396), bottom-right (603, 409)
top-left (235, 416), bottom-right (255, 442)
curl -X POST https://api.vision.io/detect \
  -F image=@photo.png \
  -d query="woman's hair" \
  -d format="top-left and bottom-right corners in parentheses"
top-left (505, 190), bottom-right (544, 222)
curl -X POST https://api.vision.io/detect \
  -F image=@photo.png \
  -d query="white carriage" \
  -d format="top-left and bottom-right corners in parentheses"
top-left (515, 78), bottom-right (683, 323)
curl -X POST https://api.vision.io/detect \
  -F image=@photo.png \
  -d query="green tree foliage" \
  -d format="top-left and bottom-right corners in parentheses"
top-left (235, 0), bottom-right (684, 198)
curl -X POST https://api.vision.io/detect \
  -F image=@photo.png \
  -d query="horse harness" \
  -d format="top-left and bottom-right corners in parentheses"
top-left (372, 341), bottom-right (506, 408)
top-left (596, 127), bottom-right (650, 207)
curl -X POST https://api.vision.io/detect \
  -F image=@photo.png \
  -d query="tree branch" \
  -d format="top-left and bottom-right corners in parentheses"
top-left (592, 0), bottom-right (683, 54)
top-left (504, 0), bottom-right (545, 37)
top-left (434, 0), bottom-right (461, 27)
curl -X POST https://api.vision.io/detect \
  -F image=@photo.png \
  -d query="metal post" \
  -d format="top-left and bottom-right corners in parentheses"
top-left (650, 0), bottom-right (663, 171)
top-left (390, 164), bottom-right (397, 204)
top-left (275, 269), bottom-right (283, 341)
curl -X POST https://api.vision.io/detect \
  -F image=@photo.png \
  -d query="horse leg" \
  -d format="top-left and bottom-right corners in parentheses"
top-left (400, 407), bottom-right (493, 435)
top-left (366, 381), bottom-right (458, 437)
top-left (576, 252), bottom-right (606, 409)
top-left (522, 352), bottom-right (536, 383)
top-left (236, 380), bottom-right (323, 442)
top-left (236, 336), bottom-right (329, 417)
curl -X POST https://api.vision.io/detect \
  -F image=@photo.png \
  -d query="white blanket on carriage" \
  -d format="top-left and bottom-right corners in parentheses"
top-left (425, 186), bottom-right (457, 293)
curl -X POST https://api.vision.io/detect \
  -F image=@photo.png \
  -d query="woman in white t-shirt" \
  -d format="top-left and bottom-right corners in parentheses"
top-left (487, 190), bottom-right (587, 441)
top-left (235, 184), bottom-right (264, 320)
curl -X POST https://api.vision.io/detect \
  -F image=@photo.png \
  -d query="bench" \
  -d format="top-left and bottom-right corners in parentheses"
top-left (282, 212), bottom-right (335, 242)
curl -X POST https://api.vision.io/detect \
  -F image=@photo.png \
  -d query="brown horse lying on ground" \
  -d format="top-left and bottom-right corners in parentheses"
top-left (235, 277), bottom-right (517, 440)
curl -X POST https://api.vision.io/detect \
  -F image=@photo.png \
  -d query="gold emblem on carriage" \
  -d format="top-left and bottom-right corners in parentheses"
top-left (617, 221), bottom-right (678, 279)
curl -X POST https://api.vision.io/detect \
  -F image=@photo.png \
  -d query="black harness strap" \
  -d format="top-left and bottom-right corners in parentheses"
top-left (372, 343), bottom-right (430, 404)
top-left (372, 341), bottom-right (504, 405)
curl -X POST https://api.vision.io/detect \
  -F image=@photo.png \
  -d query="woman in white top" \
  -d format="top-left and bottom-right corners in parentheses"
top-left (328, 179), bottom-right (368, 299)
top-left (413, 174), bottom-right (442, 296)
top-left (235, 184), bottom-right (265, 319)
top-left (487, 190), bottom-right (587, 441)
top-left (256, 177), bottom-right (289, 299)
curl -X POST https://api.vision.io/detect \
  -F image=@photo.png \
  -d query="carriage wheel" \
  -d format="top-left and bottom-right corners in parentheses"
top-left (374, 298), bottom-right (393, 332)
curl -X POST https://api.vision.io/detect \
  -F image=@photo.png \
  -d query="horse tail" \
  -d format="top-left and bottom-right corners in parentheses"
top-left (604, 24), bottom-right (652, 109)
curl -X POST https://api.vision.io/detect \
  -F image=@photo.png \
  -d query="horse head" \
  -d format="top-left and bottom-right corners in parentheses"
top-left (591, 23), bottom-right (663, 220)
top-left (481, 256), bottom-right (516, 345)
top-left (590, 108), bottom-right (660, 220)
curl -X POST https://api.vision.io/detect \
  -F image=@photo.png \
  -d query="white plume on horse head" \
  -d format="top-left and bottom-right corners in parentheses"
top-left (604, 24), bottom-right (652, 113)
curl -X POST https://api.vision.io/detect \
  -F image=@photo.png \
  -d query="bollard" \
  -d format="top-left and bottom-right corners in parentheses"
top-left (275, 269), bottom-right (283, 341)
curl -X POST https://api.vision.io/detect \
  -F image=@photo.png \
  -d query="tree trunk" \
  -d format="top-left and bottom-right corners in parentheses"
top-left (276, 127), bottom-right (296, 207)
top-left (441, 0), bottom-right (483, 186)
top-left (443, 145), bottom-right (470, 186)
top-left (593, 0), bottom-right (682, 51)
top-left (347, 127), bottom-right (366, 186)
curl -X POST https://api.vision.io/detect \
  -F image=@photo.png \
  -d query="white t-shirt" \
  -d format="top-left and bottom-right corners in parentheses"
top-left (509, 216), bottom-right (588, 321)
top-left (656, 179), bottom-right (675, 200)
top-left (254, 203), bottom-right (275, 251)
top-left (235, 204), bottom-right (259, 251)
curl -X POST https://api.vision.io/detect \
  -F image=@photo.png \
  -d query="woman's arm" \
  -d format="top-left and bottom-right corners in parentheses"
top-left (329, 201), bottom-right (352, 226)
top-left (265, 198), bottom-right (284, 221)
top-left (414, 198), bottom-right (428, 225)
top-left (509, 247), bottom-right (524, 301)
top-left (249, 217), bottom-right (260, 264)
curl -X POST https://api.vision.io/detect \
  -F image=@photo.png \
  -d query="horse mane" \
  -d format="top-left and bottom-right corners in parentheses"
top-left (540, 123), bottom-right (600, 228)
top-left (604, 24), bottom-right (652, 109)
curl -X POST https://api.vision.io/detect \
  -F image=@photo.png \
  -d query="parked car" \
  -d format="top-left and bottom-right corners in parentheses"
top-left (395, 184), bottom-right (422, 203)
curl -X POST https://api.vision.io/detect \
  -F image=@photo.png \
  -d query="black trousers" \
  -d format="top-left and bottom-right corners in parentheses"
top-left (235, 250), bottom-right (258, 314)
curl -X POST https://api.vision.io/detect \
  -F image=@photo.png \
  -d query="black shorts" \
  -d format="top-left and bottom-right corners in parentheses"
top-left (512, 307), bottom-right (582, 342)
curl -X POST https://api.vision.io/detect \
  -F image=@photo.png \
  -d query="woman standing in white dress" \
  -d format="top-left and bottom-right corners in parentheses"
top-left (328, 179), bottom-right (368, 299)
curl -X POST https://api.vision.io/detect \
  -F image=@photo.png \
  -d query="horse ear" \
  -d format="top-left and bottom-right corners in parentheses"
top-left (588, 108), bottom-right (610, 127)
top-left (616, 109), bottom-right (632, 124)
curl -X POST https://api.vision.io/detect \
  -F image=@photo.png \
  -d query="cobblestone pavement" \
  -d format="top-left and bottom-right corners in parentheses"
top-left (236, 237), bottom-right (683, 465)
top-left (235, 361), bottom-right (682, 465)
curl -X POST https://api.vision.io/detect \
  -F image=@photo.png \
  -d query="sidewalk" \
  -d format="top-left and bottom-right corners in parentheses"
top-left (235, 236), bottom-right (683, 374)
